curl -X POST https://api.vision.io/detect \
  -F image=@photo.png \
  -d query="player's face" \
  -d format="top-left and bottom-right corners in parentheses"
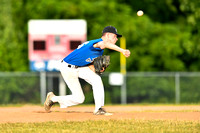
top-left (108, 33), bottom-right (118, 44)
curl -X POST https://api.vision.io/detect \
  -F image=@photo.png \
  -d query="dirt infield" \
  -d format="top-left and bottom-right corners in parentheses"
top-left (0, 105), bottom-right (200, 123)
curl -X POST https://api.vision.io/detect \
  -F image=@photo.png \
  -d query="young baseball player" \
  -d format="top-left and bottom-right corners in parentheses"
top-left (44, 26), bottom-right (130, 115)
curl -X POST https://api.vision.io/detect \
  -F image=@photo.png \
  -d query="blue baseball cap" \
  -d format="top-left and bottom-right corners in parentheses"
top-left (102, 26), bottom-right (122, 38)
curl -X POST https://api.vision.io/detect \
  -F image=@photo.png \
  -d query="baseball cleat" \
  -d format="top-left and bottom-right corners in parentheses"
top-left (94, 108), bottom-right (113, 116)
top-left (44, 92), bottom-right (55, 112)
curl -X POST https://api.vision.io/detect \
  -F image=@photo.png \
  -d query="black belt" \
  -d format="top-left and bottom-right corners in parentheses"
top-left (61, 60), bottom-right (79, 68)
top-left (68, 64), bottom-right (79, 68)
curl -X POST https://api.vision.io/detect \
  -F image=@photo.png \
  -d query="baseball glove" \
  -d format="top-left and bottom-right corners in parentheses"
top-left (93, 55), bottom-right (110, 74)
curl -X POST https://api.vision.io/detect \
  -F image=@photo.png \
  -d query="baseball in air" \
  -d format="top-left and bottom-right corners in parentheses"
top-left (137, 10), bottom-right (144, 16)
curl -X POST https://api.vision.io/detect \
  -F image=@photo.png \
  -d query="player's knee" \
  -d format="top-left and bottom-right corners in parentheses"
top-left (76, 96), bottom-right (85, 104)
top-left (91, 75), bottom-right (103, 87)
top-left (91, 75), bottom-right (102, 83)
top-left (79, 96), bottom-right (85, 104)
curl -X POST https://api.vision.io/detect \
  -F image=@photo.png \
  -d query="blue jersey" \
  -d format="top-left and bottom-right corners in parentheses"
top-left (63, 38), bottom-right (104, 66)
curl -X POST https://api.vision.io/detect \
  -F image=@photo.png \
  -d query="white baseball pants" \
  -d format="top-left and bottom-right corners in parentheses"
top-left (52, 61), bottom-right (104, 112)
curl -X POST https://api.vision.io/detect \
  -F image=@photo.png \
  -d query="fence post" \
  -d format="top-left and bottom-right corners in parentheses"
top-left (59, 74), bottom-right (66, 96)
top-left (47, 73), bottom-right (53, 92)
top-left (40, 71), bottom-right (46, 104)
top-left (121, 74), bottom-right (127, 104)
top-left (175, 72), bottom-right (180, 104)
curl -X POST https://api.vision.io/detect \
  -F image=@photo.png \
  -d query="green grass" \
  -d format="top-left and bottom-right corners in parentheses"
top-left (0, 119), bottom-right (200, 133)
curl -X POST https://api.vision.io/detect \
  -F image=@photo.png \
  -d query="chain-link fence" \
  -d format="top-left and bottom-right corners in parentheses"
top-left (0, 72), bottom-right (40, 104)
top-left (0, 72), bottom-right (200, 104)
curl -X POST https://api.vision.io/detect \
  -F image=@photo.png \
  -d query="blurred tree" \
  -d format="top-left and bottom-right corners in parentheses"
top-left (0, 0), bottom-right (199, 72)
top-left (0, 0), bottom-right (27, 71)
top-left (117, 0), bottom-right (182, 23)
top-left (180, 0), bottom-right (200, 33)
top-left (179, 0), bottom-right (200, 71)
